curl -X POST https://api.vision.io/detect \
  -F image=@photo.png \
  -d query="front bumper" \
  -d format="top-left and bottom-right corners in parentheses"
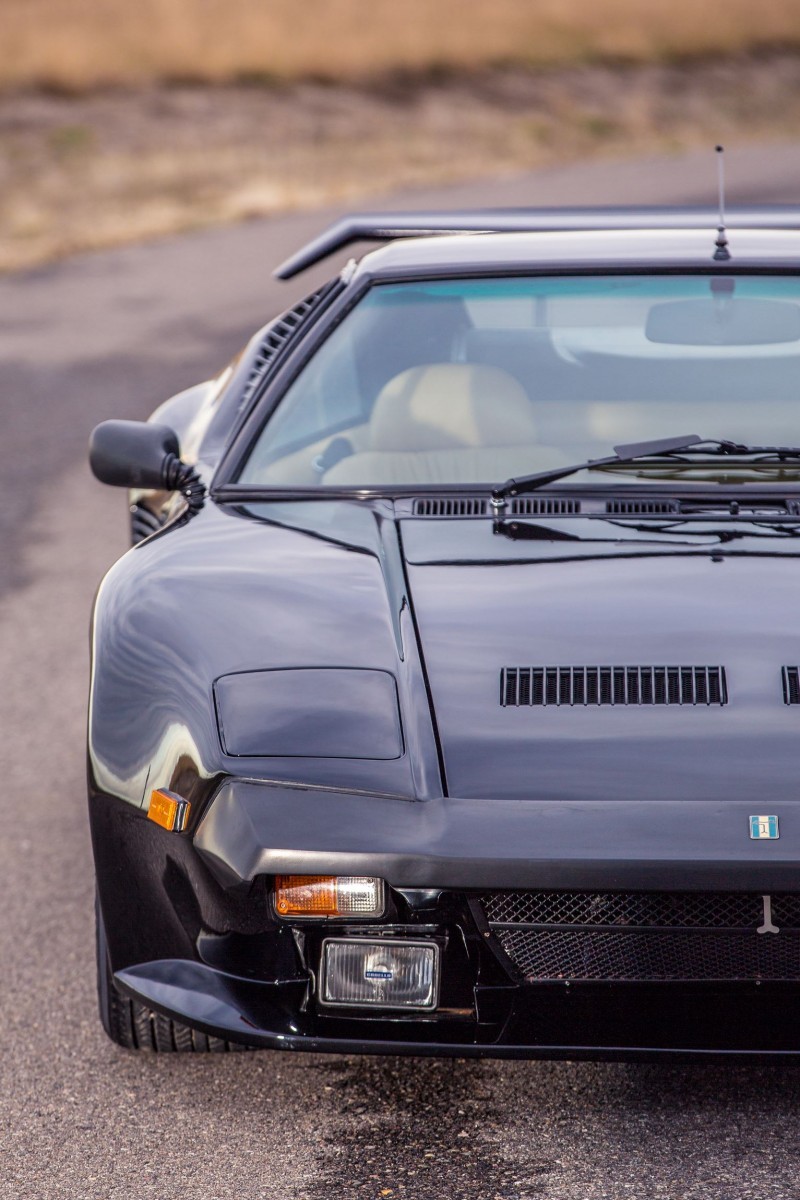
top-left (194, 781), bottom-right (800, 892)
top-left (91, 783), bottom-right (800, 1058)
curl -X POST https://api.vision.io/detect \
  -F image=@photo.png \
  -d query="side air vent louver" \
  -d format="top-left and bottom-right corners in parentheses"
top-left (241, 281), bottom-right (338, 406)
top-left (783, 667), bottom-right (800, 705)
top-left (411, 497), bottom-right (580, 517)
top-left (501, 665), bottom-right (728, 707)
top-left (605, 499), bottom-right (680, 515)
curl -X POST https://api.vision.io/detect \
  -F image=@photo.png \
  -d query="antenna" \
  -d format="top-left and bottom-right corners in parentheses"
top-left (713, 145), bottom-right (731, 261)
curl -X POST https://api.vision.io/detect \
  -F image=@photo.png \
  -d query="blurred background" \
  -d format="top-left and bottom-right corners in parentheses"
top-left (3, 0), bottom-right (800, 272)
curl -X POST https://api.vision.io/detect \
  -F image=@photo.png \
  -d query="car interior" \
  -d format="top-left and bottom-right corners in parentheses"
top-left (240, 279), bottom-right (800, 487)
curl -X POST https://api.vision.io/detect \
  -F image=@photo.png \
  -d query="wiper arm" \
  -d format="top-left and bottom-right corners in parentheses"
top-left (680, 440), bottom-right (800, 459)
top-left (491, 435), bottom-right (703, 508)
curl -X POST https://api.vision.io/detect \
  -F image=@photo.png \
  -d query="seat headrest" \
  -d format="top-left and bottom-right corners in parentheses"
top-left (369, 364), bottom-right (536, 452)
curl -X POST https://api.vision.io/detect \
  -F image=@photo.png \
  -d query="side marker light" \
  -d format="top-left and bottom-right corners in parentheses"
top-left (147, 788), bottom-right (191, 832)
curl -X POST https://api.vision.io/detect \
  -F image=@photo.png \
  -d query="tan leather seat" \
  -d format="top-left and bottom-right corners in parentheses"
top-left (324, 363), bottom-right (567, 485)
top-left (370, 363), bottom-right (537, 449)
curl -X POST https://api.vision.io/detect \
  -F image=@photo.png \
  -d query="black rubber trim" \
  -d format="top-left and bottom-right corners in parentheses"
top-left (117, 959), bottom-right (800, 1061)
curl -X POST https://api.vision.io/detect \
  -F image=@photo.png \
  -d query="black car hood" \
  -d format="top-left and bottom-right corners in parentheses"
top-left (91, 499), bottom-right (800, 810)
top-left (401, 515), bottom-right (800, 804)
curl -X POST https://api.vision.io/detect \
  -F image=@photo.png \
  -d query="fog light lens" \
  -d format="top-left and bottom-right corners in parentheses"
top-left (275, 876), bottom-right (384, 918)
top-left (321, 938), bottom-right (439, 1009)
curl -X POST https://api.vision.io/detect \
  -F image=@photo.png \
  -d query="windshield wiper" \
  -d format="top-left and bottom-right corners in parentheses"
top-left (673, 440), bottom-right (800, 460)
top-left (491, 435), bottom-right (703, 508)
top-left (491, 436), bottom-right (800, 508)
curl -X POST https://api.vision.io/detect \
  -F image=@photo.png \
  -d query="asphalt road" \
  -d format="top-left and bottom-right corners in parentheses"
top-left (5, 143), bottom-right (800, 1200)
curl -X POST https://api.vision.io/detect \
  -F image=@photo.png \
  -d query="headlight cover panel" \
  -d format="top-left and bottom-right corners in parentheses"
top-left (213, 668), bottom-right (404, 759)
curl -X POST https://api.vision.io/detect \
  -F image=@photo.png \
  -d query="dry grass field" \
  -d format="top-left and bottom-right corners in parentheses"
top-left (4, 53), bottom-right (800, 273)
top-left (3, 0), bottom-right (800, 91)
top-left (3, 2), bottom-right (800, 272)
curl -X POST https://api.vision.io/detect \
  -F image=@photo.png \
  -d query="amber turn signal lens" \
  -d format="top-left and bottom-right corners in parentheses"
top-left (147, 789), bottom-right (190, 832)
top-left (274, 876), bottom-right (384, 918)
top-left (275, 875), bottom-right (338, 916)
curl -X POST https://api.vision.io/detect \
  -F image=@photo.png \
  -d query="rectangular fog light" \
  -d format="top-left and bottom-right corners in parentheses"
top-left (320, 938), bottom-right (439, 1010)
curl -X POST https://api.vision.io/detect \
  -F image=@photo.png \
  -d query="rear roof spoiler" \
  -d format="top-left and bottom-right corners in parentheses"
top-left (274, 206), bottom-right (800, 280)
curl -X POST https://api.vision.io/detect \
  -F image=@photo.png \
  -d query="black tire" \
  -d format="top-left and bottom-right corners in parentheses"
top-left (95, 896), bottom-right (251, 1052)
top-left (129, 501), bottom-right (167, 547)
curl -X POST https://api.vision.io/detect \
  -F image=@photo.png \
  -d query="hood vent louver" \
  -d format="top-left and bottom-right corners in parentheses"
top-left (411, 497), bottom-right (580, 517)
top-left (605, 499), bottom-right (680, 515)
top-left (501, 665), bottom-right (728, 707)
top-left (783, 667), bottom-right (800, 705)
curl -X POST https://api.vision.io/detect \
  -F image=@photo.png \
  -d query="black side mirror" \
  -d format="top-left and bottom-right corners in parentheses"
top-left (89, 420), bottom-right (181, 489)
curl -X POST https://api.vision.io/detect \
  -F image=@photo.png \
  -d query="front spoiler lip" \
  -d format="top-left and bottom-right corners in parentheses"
top-left (194, 780), bottom-right (800, 891)
top-left (116, 959), bottom-right (800, 1061)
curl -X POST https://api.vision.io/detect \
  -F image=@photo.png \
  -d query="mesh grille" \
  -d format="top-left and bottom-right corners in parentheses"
top-left (484, 891), bottom-right (800, 928)
top-left (241, 282), bottom-right (337, 406)
top-left (783, 667), bottom-right (800, 705)
top-left (500, 665), bottom-right (727, 707)
top-left (482, 891), bottom-right (800, 981)
top-left (493, 927), bottom-right (800, 982)
top-left (411, 497), bottom-right (580, 517)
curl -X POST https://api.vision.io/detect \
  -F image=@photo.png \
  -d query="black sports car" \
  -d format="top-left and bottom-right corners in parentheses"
top-left (90, 208), bottom-right (800, 1057)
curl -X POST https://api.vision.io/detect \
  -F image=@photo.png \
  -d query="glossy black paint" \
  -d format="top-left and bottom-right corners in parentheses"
top-left (89, 217), bottom-right (800, 1056)
top-left (89, 496), bottom-right (800, 1054)
top-left (403, 521), bottom-right (800, 804)
top-left (115, 962), bottom-right (800, 1058)
top-left (89, 500), bottom-right (439, 809)
top-left (214, 668), bottom-right (404, 759)
top-left (194, 782), bottom-right (800, 893)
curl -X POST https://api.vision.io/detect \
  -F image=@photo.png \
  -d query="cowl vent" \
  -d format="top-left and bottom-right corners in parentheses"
top-left (413, 498), bottom-right (487, 517)
top-left (783, 667), bottom-right (800, 705)
top-left (411, 497), bottom-right (580, 517)
top-left (511, 497), bottom-right (580, 515)
top-left (501, 665), bottom-right (728, 707)
top-left (606, 499), bottom-right (680, 515)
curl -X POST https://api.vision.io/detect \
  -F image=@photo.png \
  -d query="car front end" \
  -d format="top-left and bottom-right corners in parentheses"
top-left (89, 215), bottom-right (800, 1057)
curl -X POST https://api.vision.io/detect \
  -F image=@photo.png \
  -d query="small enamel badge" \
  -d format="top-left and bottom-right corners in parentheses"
top-left (750, 815), bottom-right (780, 840)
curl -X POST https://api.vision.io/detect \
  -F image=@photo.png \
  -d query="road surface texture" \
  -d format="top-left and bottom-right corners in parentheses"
top-left (4, 144), bottom-right (800, 1200)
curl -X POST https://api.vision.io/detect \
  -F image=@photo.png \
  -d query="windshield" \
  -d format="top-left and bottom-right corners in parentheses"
top-left (238, 274), bottom-right (800, 489)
